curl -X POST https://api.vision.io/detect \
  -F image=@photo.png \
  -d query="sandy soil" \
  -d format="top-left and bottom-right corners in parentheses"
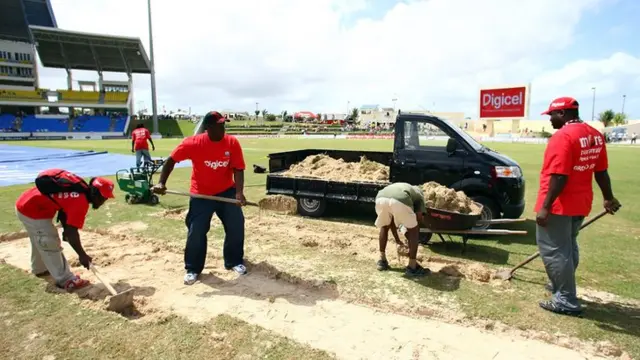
top-left (281, 154), bottom-right (390, 183)
top-left (0, 220), bottom-right (619, 360)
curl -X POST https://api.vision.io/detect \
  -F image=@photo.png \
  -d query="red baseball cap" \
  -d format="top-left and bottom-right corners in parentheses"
top-left (91, 177), bottom-right (115, 199)
top-left (541, 97), bottom-right (580, 115)
top-left (203, 111), bottom-right (227, 124)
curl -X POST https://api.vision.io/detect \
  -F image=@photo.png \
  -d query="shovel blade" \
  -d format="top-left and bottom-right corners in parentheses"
top-left (493, 269), bottom-right (514, 281)
top-left (106, 288), bottom-right (134, 313)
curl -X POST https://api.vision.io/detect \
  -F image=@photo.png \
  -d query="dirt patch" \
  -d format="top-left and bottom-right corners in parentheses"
top-left (0, 231), bottom-right (28, 243)
top-left (108, 221), bottom-right (148, 234)
top-left (0, 229), bottom-right (613, 360)
top-left (281, 154), bottom-right (389, 183)
top-left (422, 181), bottom-right (481, 215)
top-left (258, 195), bottom-right (298, 214)
top-left (152, 208), bottom-right (188, 220)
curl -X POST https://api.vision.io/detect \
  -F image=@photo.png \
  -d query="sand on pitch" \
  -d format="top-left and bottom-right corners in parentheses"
top-left (0, 223), bottom-right (615, 360)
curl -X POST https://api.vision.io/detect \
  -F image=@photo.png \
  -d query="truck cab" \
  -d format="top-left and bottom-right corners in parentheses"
top-left (392, 113), bottom-right (525, 223)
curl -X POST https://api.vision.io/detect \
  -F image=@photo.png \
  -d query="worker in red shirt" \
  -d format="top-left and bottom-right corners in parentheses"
top-left (15, 171), bottom-right (115, 291)
top-left (152, 111), bottom-right (247, 285)
top-left (535, 97), bottom-right (621, 316)
top-left (131, 123), bottom-right (155, 167)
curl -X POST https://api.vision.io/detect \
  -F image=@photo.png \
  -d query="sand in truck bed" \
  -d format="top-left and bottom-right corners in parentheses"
top-left (281, 154), bottom-right (390, 183)
top-left (280, 155), bottom-right (481, 215)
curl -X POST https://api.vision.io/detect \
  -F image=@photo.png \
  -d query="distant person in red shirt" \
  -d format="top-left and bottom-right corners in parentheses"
top-left (152, 111), bottom-right (247, 285)
top-left (15, 171), bottom-right (115, 291)
top-left (535, 97), bottom-right (621, 316)
top-left (131, 124), bottom-right (155, 167)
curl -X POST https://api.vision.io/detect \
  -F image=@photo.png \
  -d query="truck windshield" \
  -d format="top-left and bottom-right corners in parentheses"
top-left (439, 118), bottom-right (484, 151)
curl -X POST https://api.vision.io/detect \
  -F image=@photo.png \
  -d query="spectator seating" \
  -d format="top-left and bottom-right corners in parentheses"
top-left (113, 116), bottom-right (128, 132)
top-left (58, 90), bottom-right (100, 103)
top-left (0, 114), bottom-right (16, 130)
top-left (104, 91), bottom-right (129, 103)
top-left (72, 115), bottom-right (111, 132)
top-left (20, 115), bottom-right (69, 132)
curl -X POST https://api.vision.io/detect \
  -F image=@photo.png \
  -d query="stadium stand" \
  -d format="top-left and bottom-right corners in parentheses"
top-left (104, 91), bottom-right (129, 104)
top-left (20, 115), bottom-right (69, 132)
top-left (0, 4), bottom-right (151, 140)
top-left (58, 90), bottom-right (100, 103)
top-left (0, 89), bottom-right (47, 101)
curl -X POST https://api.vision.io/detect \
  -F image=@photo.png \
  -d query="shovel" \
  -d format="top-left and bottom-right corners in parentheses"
top-left (493, 210), bottom-right (609, 281)
top-left (89, 263), bottom-right (134, 313)
top-left (164, 189), bottom-right (298, 215)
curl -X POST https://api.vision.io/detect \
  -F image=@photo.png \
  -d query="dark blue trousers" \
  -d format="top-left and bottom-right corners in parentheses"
top-left (184, 187), bottom-right (245, 274)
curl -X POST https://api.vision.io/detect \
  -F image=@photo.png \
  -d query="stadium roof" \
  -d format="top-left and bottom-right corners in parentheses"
top-left (0, 0), bottom-right (58, 42)
top-left (29, 25), bottom-right (151, 74)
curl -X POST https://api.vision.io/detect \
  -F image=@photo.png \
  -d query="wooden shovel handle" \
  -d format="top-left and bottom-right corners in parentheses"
top-left (89, 264), bottom-right (118, 296)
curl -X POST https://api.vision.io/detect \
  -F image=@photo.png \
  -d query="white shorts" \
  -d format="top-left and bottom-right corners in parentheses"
top-left (374, 197), bottom-right (418, 229)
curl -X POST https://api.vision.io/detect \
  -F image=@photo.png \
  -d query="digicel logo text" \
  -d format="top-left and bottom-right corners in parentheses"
top-left (482, 92), bottom-right (523, 109)
top-left (204, 160), bottom-right (229, 169)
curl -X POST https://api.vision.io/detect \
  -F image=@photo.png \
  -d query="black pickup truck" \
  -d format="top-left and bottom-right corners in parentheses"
top-left (265, 113), bottom-right (526, 228)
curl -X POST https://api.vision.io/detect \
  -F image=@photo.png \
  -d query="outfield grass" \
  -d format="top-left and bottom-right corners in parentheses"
top-left (1, 138), bottom-right (639, 358)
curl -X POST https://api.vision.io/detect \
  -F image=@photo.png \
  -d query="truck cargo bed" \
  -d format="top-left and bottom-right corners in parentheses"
top-left (266, 149), bottom-right (392, 204)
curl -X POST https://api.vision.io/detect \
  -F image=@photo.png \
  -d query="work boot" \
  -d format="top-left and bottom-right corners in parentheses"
top-left (405, 264), bottom-right (430, 277)
top-left (376, 259), bottom-right (390, 271)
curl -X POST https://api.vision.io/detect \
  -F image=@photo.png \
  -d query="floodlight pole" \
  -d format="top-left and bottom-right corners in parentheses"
top-left (147, 0), bottom-right (160, 135)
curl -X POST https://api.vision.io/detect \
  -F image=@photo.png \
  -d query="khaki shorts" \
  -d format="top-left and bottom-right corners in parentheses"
top-left (374, 197), bottom-right (417, 229)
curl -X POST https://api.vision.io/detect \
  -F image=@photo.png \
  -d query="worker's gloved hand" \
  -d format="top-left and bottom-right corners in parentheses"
top-left (78, 253), bottom-right (92, 270)
top-left (152, 183), bottom-right (167, 195)
top-left (604, 198), bottom-right (621, 214)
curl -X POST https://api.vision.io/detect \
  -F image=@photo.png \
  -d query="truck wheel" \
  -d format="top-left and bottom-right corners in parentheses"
top-left (471, 196), bottom-right (499, 230)
top-left (297, 198), bottom-right (327, 217)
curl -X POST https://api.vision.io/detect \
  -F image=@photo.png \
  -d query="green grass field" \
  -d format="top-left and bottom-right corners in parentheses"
top-left (1, 138), bottom-right (639, 359)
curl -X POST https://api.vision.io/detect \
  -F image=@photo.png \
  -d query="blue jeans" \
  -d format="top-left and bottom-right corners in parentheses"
top-left (184, 187), bottom-right (245, 274)
top-left (135, 149), bottom-right (152, 167)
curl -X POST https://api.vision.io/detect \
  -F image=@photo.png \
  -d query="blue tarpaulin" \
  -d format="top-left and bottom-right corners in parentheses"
top-left (0, 144), bottom-right (192, 187)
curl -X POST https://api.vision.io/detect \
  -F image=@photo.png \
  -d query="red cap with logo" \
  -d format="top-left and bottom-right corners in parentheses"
top-left (541, 97), bottom-right (580, 115)
top-left (203, 111), bottom-right (227, 124)
top-left (91, 177), bottom-right (115, 199)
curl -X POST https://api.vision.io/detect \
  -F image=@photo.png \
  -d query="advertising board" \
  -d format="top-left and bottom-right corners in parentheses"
top-left (479, 84), bottom-right (530, 119)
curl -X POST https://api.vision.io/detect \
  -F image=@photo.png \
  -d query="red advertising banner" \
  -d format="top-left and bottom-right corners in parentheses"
top-left (479, 86), bottom-right (527, 118)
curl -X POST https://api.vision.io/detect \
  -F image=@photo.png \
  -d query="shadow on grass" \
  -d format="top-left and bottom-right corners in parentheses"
top-left (196, 260), bottom-right (340, 306)
top-left (426, 240), bottom-right (510, 265)
top-left (582, 299), bottom-right (640, 338)
top-left (387, 266), bottom-right (461, 292)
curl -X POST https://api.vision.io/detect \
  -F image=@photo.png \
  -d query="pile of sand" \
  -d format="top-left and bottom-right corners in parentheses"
top-left (422, 182), bottom-right (481, 215)
top-left (258, 195), bottom-right (298, 214)
top-left (281, 154), bottom-right (389, 183)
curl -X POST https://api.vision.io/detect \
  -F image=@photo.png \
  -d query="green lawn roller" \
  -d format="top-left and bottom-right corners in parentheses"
top-left (116, 159), bottom-right (164, 205)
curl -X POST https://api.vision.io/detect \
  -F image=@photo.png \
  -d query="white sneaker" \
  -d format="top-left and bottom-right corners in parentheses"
top-left (231, 264), bottom-right (247, 275)
top-left (184, 272), bottom-right (198, 285)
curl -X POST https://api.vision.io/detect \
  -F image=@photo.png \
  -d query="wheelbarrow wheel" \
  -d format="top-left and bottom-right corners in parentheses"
top-left (150, 194), bottom-right (159, 205)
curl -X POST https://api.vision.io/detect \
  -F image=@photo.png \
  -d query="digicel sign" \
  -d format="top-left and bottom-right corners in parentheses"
top-left (479, 86), bottom-right (527, 118)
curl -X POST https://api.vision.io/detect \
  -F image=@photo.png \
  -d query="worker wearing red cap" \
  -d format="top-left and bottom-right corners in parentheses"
top-left (152, 111), bottom-right (247, 285)
top-left (14, 171), bottom-right (115, 291)
top-left (535, 97), bottom-right (621, 316)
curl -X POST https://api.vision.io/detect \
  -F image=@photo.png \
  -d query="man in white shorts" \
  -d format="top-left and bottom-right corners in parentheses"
top-left (374, 182), bottom-right (429, 277)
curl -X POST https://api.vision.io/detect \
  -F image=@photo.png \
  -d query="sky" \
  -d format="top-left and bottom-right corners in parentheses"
top-left (36, 0), bottom-right (639, 119)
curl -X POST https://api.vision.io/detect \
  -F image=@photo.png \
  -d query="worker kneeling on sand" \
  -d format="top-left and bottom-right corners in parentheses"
top-left (14, 169), bottom-right (115, 291)
top-left (374, 182), bottom-right (430, 277)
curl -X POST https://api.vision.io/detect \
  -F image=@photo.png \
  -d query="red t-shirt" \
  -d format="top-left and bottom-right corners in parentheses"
top-left (535, 122), bottom-right (608, 216)
top-left (132, 128), bottom-right (151, 151)
top-left (170, 133), bottom-right (245, 195)
top-left (16, 187), bottom-right (91, 229)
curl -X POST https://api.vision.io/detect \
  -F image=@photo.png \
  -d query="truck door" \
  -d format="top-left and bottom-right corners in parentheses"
top-left (392, 118), bottom-right (466, 187)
